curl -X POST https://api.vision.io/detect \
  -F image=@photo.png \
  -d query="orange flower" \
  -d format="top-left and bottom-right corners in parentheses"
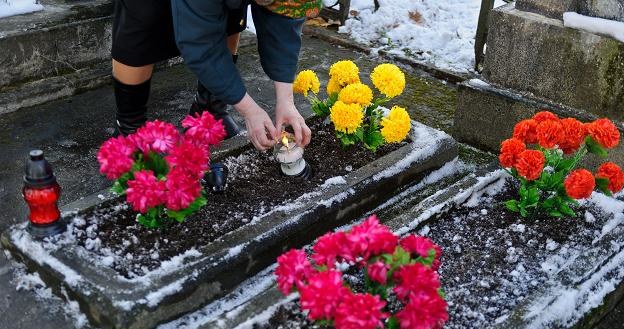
top-left (533, 111), bottom-right (558, 123)
top-left (513, 119), bottom-right (538, 144)
top-left (536, 119), bottom-right (564, 149)
top-left (559, 118), bottom-right (587, 154)
top-left (514, 150), bottom-right (545, 181)
top-left (596, 162), bottom-right (624, 193)
top-left (499, 138), bottom-right (526, 168)
top-left (586, 118), bottom-right (620, 149)
top-left (564, 169), bottom-right (595, 199)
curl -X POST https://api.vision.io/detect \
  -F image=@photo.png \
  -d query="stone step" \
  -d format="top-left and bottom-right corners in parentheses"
top-left (0, 0), bottom-right (256, 115)
top-left (482, 6), bottom-right (624, 120)
top-left (453, 78), bottom-right (624, 170)
top-left (516, 0), bottom-right (624, 21)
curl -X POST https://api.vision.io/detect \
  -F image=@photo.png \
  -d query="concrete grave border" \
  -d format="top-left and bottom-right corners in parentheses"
top-left (1, 120), bottom-right (457, 329)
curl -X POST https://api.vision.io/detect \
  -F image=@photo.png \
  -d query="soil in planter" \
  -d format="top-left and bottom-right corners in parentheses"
top-left (71, 117), bottom-right (404, 278)
top-left (256, 181), bottom-right (615, 328)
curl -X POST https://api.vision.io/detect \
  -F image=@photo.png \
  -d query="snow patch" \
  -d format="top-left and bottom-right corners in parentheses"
top-left (0, 0), bottom-right (43, 19)
top-left (563, 12), bottom-right (624, 43)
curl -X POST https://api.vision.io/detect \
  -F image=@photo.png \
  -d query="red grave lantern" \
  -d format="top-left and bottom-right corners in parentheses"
top-left (22, 150), bottom-right (65, 238)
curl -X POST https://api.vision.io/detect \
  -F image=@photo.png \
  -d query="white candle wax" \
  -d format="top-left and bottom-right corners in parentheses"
top-left (276, 142), bottom-right (304, 163)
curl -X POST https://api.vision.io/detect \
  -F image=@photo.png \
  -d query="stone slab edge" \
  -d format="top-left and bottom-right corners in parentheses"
top-left (1, 121), bottom-right (457, 329)
top-left (453, 79), bottom-right (624, 170)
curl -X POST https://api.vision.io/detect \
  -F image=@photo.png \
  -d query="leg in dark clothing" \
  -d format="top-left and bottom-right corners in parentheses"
top-left (114, 78), bottom-right (150, 136)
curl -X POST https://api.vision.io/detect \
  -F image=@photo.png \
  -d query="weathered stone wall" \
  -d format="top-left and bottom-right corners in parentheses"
top-left (516, 0), bottom-right (624, 21)
top-left (483, 6), bottom-right (624, 121)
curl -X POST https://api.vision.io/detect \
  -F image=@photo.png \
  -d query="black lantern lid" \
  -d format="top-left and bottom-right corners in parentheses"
top-left (24, 150), bottom-right (57, 188)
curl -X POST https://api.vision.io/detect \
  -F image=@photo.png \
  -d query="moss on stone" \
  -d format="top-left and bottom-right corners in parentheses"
top-left (596, 41), bottom-right (624, 119)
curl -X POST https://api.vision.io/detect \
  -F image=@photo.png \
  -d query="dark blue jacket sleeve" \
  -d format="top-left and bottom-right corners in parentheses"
top-left (251, 4), bottom-right (305, 83)
top-left (171, 0), bottom-right (247, 105)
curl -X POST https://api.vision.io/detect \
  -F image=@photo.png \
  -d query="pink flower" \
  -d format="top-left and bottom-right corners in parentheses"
top-left (130, 120), bottom-right (180, 154)
top-left (367, 261), bottom-right (389, 284)
top-left (164, 168), bottom-right (201, 211)
top-left (299, 270), bottom-right (349, 321)
top-left (400, 235), bottom-right (443, 271)
top-left (182, 112), bottom-right (227, 148)
top-left (348, 215), bottom-right (398, 261)
top-left (396, 293), bottom-right (448, 329)
top-left (334, 292), bottom-right (388, 329)
top-left (393, 263), bottom-right (441, 302)
top-left (165, 141), bottom-right (209, 179)
top-left (275, 249), bottom-right (314, 295)
top-left (126, 170), bottom-right (165, 213)
top-left (97, 136), bottom-right (136, 180)
top-left (312, 231), bottom-right (352, 267)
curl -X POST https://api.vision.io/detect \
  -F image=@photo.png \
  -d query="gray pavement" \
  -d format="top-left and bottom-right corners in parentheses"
top-left (0, 36), bottom-right (458, 328)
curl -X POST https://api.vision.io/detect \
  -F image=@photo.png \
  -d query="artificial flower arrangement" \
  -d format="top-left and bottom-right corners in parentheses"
top-left (293, 61), bottom-right (411, 152)
top-left (97, 112), bottom-right (226, 228)
top-left (500, 110), bottom-right (624, 218)
top-left (275, 215), bottom-right (448, 329)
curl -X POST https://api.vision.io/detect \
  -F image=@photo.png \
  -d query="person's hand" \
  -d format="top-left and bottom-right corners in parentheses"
top-left (274, 81), bottom-right (311, 147)
top-left (274, 101), bottom-right (311, 147)
top-left (234, 93), bottom-right (277, 151)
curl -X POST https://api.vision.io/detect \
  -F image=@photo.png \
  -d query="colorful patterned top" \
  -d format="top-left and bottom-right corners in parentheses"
top-left (257, 0), bottom-right (322, 19)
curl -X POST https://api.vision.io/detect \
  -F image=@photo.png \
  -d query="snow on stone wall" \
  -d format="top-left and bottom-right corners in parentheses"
top-left (0, 0), bottom-right (43, 19)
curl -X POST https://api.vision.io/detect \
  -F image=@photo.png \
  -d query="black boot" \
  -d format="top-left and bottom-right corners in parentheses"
top-left (189, 55), bottom-right (242, 139)
top-left (114, 78), bottom-right (150, 136)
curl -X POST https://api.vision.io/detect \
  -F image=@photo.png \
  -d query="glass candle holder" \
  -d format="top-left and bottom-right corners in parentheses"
top-left (273, 132), bottom-right (312, 179)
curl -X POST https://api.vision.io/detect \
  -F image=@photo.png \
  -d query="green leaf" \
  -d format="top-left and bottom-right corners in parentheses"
top-left (145, 152), bottom-right (169, 176)
top-left (595, 177), bottom-right (613, 196)
top-left (558, 202), bottom-right (576, 217)
top-left (386, 316), bottom-right (400, 329)
top-left (548, 209), bottom-right (563, 218)
top-left (585, 136), bottom-right (608, 158)
top-left (527, 187), bottom-right (540, 205)
top-left (364, 130), bottom-right (384, 152)
top-left (555, 157), bottom-right (576, 173)
top-left (505, 200), bottom-right (520, 212)
top-left (520, 207), bottom-right (529, 218)
top-left (519, 185), bottom-right (528, 199)
top-left (166, 196), bottom-right (207, 223)
top-left (311, 100), bottom-right (330, 117)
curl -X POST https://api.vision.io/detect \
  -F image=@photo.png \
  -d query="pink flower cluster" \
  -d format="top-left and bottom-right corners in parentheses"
top-left (97, 112), bottom-right (225, 216)
top-left (275, 215), bottom-right (448, 329)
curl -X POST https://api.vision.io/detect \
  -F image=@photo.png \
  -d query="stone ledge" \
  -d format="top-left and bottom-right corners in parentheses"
top-left (453, 79), bottom-right (624, 171)
top-left (516, 0), bottom-right (624, 21)
top-left (483, 6), bottom-right (624, 119)
top-left (1, 121), bottom-right (457, 329)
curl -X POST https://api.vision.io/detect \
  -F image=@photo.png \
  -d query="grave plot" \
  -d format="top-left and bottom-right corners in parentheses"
top-left (1, 117), bottom-right (457, 329)
top-left (202, 170), bottom-right (624, 329)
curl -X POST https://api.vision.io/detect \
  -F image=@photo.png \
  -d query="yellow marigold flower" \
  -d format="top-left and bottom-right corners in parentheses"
top-left (293, 70), bottom-right (320, 97)
top-left (327, 77), bottom-right (343, 96)
top-left (329, 60), bottom-right (360, 86)
top-left (330, 101), bottom-right (364, 134)
top-left (381, 106), bottom-right (411, 143)
top-left (371, 63), bottom-right (406, 98)
top-left (338, 83), bottom-right (373, 107)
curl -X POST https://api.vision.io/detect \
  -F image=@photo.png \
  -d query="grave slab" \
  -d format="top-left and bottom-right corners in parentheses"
top-left (1, 121), bottom-right (457, 329)
top-left (517, 0), bottom-right (624, 21)
top-left (453, 78), bottom-right (624, 170)
top-left (482, 6), bottom-right (624, 120)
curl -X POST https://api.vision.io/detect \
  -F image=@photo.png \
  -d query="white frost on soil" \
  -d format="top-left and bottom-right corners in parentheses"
top-left (321, 176), bottom-right (347, 188)
top-left (0, 0), bottom-right (43, 19)
top-left (340, 0), bottom-right (509, 73)
top-left (563, 12), bottom-right (624, 43)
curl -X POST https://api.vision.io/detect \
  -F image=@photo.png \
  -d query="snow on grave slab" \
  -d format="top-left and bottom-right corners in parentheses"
top-left (1, 120), bottom-right (457, 329)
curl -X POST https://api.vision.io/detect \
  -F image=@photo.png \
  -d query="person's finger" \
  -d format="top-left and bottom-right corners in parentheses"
top-left (301, 121), bottom-right (312, 147)
top-left (249, 132), bottom-right (261, 151)
top-left (291, 121), bottom-right (303, 146)
top-left (256, 126), bottom-right (273, 149)
top-left (274, 117), bottom-right (284, 140)
top-left (264, 119), bottom-right (278, 145)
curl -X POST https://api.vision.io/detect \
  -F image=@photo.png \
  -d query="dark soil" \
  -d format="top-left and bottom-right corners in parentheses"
top-left (256, 181), bottom-right (611, 328)
top-left (72, 118), bottom-right (404, 278)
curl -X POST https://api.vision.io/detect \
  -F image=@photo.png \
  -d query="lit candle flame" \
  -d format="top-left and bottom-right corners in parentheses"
top-left (281, 133), bottom-right (289, 149)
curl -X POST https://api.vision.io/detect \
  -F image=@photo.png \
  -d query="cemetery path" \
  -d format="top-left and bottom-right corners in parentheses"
top-left (0, 36), bottom-right (458, 329)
